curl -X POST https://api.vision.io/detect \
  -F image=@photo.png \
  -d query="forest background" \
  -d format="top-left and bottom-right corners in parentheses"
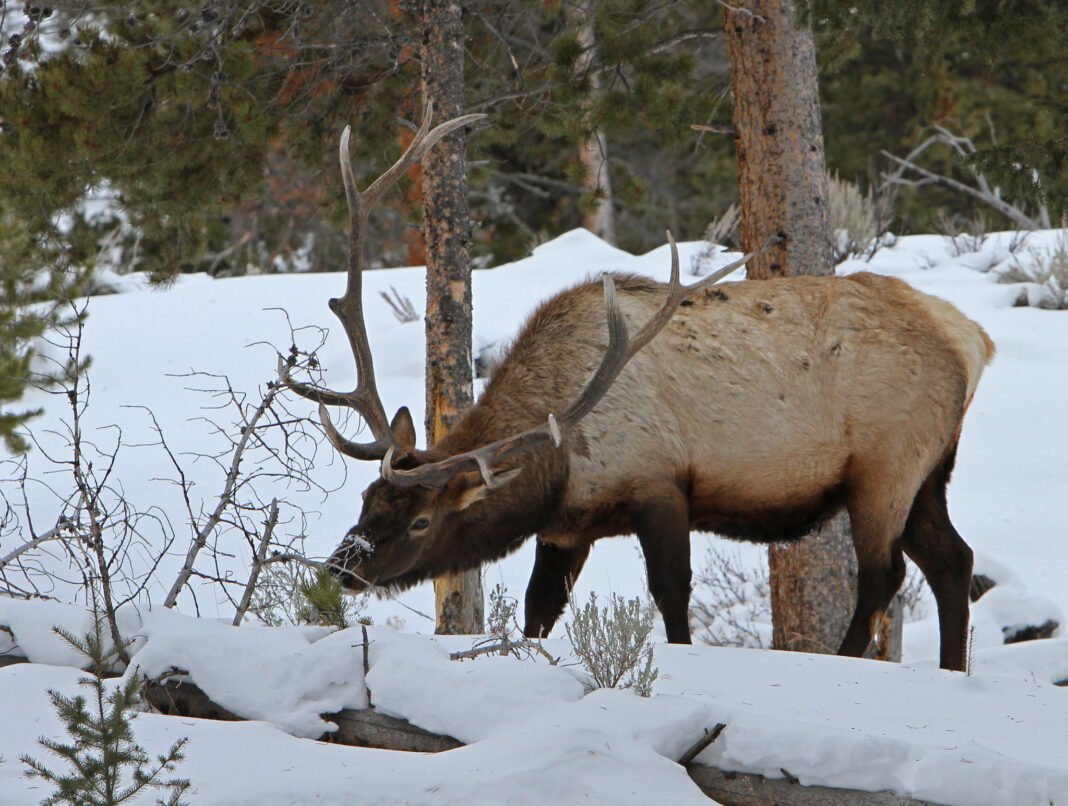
top-left (0, 0), bottom-right (1065, 442)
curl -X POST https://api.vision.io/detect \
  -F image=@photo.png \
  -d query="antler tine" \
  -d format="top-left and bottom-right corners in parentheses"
top-left (383, 233), bottom-right (778, 489)
top-left (364, 100), bottom-right (487, 211)
top-left (320, 403), bottom-right (396, 462)
top-left (289, 104), bottom-right (484, 460)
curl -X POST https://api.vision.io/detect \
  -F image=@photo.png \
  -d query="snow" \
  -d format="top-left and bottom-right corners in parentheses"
top-left (365, 630), bottom-right (585, 742)
top-left (2, 228), bottom-right (1068, 804)
top-left (131, 610), bottom-right (368, 738)
top-left (4, 602), bottom-right (1068, 805)
top-left (656, 645), bottom-right (1068, 806)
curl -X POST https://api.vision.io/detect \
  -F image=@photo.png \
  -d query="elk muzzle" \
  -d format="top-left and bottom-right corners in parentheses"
top-left (326, 531), bottom-right (374, 592)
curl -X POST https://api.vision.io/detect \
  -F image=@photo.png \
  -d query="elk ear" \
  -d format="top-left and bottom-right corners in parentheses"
top-left (390, 407), bottom-right (417, 453)
top-left (456, 468), bottom-right (522, 511)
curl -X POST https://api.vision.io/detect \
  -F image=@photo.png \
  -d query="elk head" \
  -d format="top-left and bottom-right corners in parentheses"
top-left (289, 103), bottom-right (762, 595)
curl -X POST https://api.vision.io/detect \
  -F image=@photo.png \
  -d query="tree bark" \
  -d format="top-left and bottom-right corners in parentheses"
top-left (572, 0), bottom-right (616, 245)
top-left (419, 0), bottom-right (484, 635)
top-left (724, 0), bottom-right (900, 659)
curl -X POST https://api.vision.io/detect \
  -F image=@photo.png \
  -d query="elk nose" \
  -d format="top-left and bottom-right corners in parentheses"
top-left (342, 530), bottom-right (373, 555)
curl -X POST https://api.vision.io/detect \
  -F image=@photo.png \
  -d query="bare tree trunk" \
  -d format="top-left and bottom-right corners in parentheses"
top-left (573, 1), bottom-right (616, 245)
top-left (580, 131), bottom-right (615, 245)
top-left (419, 0), bottom-right (484, 635)
top-left (724, 0), bottom-right (900, 660)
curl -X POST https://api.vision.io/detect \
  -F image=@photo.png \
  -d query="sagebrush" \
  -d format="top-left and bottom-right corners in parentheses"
top-left (566, 592), bottom-right (658, 697)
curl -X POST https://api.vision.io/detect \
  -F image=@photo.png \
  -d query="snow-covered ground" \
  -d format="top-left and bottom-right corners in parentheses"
top-left (2, 229), bottom-right (1067, 804)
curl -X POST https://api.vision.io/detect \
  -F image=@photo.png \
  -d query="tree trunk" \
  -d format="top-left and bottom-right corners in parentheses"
top-left (419, 0), bottom-right (484, 635)
top-left (723, 0), bottom-right (900, 660)
top-left (572, 1), bottom-right (616, 245)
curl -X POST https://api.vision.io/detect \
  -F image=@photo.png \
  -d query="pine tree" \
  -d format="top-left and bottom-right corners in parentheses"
top-left (20, 613), bottom-right (190, 806)
top-left (0, 205), bottom-right (89, 453)
top-left (809, 0), bottom-right (1068, 225)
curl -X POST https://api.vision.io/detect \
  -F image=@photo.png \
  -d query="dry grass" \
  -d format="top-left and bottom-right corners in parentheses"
top-left (998, 224), bottom-right (1068, 309)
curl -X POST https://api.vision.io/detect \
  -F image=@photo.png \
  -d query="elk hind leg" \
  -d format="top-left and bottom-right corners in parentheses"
top-left (634, 489), bottom-right (693, 644)
top-left (900, 449), bottom-right (973, 671)
top-left (837, 487), bottom-right (908, 659)
top-left (523, 540), bottom-right (591, 639)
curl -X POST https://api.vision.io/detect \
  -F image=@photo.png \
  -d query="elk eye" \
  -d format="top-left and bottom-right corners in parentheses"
top-left (410, 516), bottom-right (431, 532)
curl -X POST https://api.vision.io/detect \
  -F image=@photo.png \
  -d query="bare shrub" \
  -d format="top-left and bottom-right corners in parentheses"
top-left (0, 305), bottom-right (328, 630)
top-left (898, 565), bottom-right (929, 621)
top-left (704, 203), bottom-right (741, 249)
top-left (936, 210), bottom-right (989, 257)
top-left (485, 582), bottom-right (518, 639)
top-left (565, 591), bottom-right (658, 697)
top-left (690, 548), bottom-right (770, 649)
top-left (449, 584), bottom-right (558, 664)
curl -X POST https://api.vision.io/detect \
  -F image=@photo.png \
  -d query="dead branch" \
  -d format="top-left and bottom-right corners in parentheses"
top-left (0, 521), bottom-right (69, 569)
top-left (449, 635), bottom-right (559, 665)
top-left (716, 0), bottom-right (766, 23)
top-left (882, 151), bottom-right (1042, 231)
top-left (232, 498), bottom-right (280, 626)
top-left (690, 123), bottom-right (736, 136)
top-left (677, 723), bottom-right (727, 766)
top-left (881, 126), bottom-right (1048, 231)
top-left (647, 28), bottom-right (722, 55)
top-left (162, 357), bottom-right (290, 608)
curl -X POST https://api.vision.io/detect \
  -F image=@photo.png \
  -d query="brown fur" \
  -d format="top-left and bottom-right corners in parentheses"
top-left (329, 271), bottom-right (993, 670)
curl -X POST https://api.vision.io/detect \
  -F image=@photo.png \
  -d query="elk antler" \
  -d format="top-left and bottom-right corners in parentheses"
top-left (382, 232), bottom-right (780, 489)
top-left (287, 101), bottom-right (486, 460)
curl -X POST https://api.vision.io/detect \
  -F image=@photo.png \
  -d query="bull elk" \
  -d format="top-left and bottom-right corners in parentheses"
top-left (290, 106), bottom-right (995, 672)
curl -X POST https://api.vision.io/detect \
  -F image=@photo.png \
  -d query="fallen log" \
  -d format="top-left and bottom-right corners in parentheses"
top-left (1, 653), bottom-right (458, 751)
top-left (687, 765), bottom-right (940, 805)
top-left (140, 677), bottom-right (462, 753)
top-left (328, 708), bottom-right (462, 753)
top-left (139, 677), bottom-right (937, 804)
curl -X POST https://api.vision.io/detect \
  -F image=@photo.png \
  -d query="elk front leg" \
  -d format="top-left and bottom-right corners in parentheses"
top-left (634, 490), bottom-right (693, 644)
top-left (523, 540), bottom-right (591, 639)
